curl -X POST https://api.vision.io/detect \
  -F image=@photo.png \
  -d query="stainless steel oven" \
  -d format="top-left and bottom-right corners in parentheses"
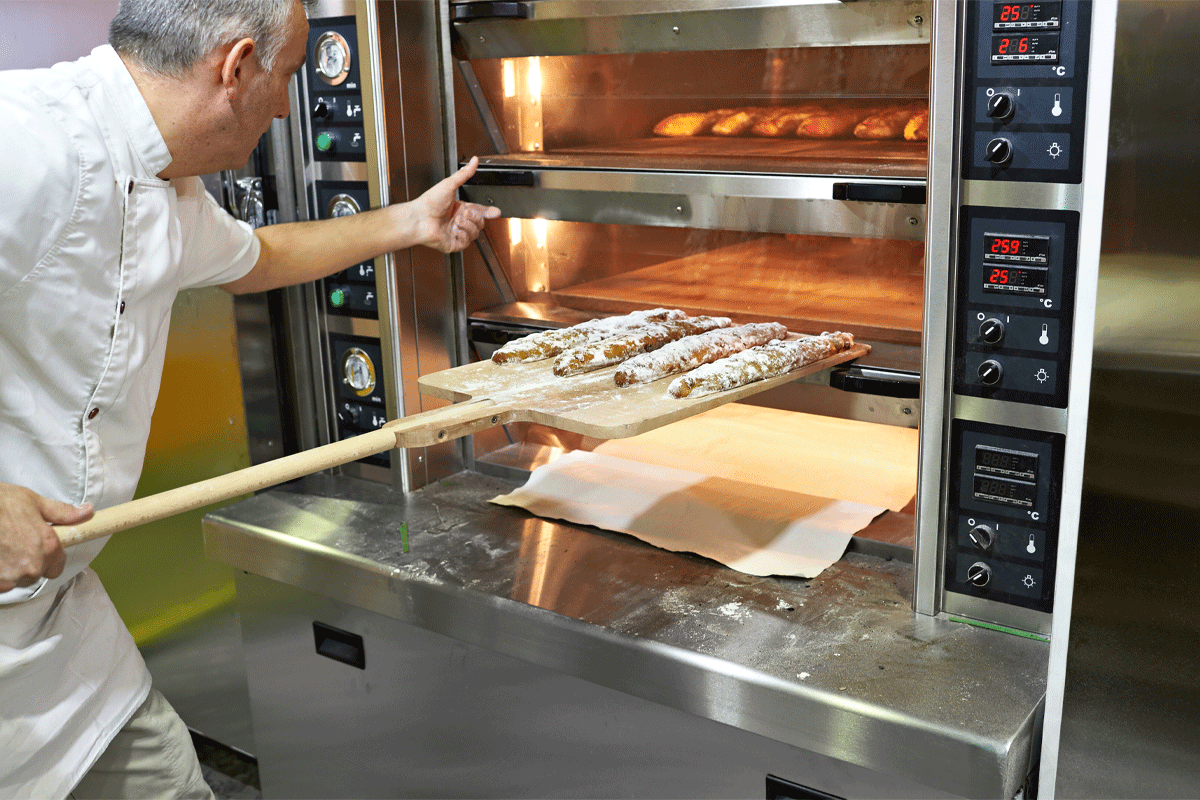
top-left (208, 1), bottom-right (1191, 797)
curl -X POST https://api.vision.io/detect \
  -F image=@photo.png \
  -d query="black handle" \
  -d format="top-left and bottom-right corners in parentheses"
top-left (829, 366), bottom-right (920, 399)
top-left (452, 2), bottom-right (532, 21)
top-left (313, 622), bottom-right (366, 669)
top-left (464, 168), bottom-right (535, 187)
top-left (832, 182), bottom-right (926, 204)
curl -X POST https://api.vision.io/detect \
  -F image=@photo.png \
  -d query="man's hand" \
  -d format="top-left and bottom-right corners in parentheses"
top-left (412, 156), bottom-right (503, 254)
top-left (0, 484), bottom-right (92, 592)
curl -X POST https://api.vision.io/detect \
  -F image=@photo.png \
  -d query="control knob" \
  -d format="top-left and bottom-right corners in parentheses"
top-left (337, 403), bottom-right (363, 427)
top-left (986, 92), bottom-right (1015, 123)
top-left (967, 562), bottom-right (992, 588)
top-left (977, 359), bottom-right (1004, 386)
top-left (312, 101), bottom-right (331, 120)
top-left (984, 137), bottom-right (1013, 167)
top-left (979, 318), bottom-right (1006, 345)
top-left (968, 524), bottom-right (995, 552)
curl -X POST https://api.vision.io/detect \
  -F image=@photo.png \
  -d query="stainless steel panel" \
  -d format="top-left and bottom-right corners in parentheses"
top-left (238, 575), bottom-right (955, 799)
top-left (1054, 1), bottom-right (1200, 797)
top-left (913, 0), bottom-right (959, 618)
top-left (204, 474), bottom-right (1046, 799)
top-left (462, 171), bottom-right (926, 239)
top-left (452, 0), bottom-right (931, 59)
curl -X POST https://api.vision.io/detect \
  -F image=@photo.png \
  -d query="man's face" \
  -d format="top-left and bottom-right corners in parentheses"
top-left (234, 2), bottom-right (308, 161)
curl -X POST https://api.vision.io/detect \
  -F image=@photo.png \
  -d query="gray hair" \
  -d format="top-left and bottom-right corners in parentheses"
top-left (109, 0), bottom-right (313, 77)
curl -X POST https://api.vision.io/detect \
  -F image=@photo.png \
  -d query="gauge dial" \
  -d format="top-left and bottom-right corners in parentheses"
top-left (314, 32), bottom-right (352, 86)
top-left (342, 347), bottom-right (376, 397)
top-left (327, 194), bottom-right (361, 218)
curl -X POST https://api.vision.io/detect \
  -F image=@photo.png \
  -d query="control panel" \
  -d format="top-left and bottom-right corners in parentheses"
top-left (329, 334), bottom-right (389, 467)
top-left (305, 17), bottom-right (366, 162)
top-left (316, 181), bottom-right (378, 318)
top-left (963, 1), bottom-right (1090, 183)
top-left (941, 0), bottom-right (1096, 632)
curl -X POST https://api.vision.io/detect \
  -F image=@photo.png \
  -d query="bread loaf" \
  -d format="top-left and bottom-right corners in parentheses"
top-left (491, 309), bottom-right (687, 364)
top-left (553, 316), bottom-right (732, 377)
top-left (668, 331), bottom-right (855, 398)
top-left (614, 322), bottom-right (788, 387)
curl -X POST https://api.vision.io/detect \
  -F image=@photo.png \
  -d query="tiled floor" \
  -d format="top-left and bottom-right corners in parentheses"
top-left (193, 732), bottom-right (261, 799)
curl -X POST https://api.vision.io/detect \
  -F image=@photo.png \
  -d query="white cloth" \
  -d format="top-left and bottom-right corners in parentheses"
top-left (0, 45), bottom-right (259, 798)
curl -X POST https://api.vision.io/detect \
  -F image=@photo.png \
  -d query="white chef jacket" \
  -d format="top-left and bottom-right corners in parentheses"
top-left (0, 45), bottom-right (259, 797)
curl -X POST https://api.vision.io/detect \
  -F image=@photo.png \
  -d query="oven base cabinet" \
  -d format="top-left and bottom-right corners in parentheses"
top-left (236, 574), bottom-right (952, 800)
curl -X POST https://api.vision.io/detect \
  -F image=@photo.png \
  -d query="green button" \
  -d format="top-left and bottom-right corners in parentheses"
top-left (315, 132), bottom-right (334, 152)
top-left (329, 288), bottom-right (346, 307)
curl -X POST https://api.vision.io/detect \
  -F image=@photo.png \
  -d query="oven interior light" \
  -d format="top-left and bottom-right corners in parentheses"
top-left (533, 218), bottom-right (547, 249)
top-left (527, 57), bottom-right (541, 101)
top-left (508, 217), bottom-right (522, 245)
top-left (502, 60), bottom-right (515, 98)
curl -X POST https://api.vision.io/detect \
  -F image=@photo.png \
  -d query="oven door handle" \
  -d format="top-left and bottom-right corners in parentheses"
top-left (832, 182), bottom-right (927, 204)
top-left (452, 2), bottom-right (533, 22)
top-left (464, 168), bottom-right (536, 187)
top-left (829, 365), bottom-right (920, 399)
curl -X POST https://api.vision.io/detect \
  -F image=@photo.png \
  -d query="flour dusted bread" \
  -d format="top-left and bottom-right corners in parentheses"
top-left (614, 322), bottom-right (788, 387)
top-left (653, 109), bottom-right (731, 137)
top-left (491, 308), bottom-right (687, 364)
top-left (553, 316), bottom-right (732, 377)
top-left (855, 105), bottom-right (925, 140)
top-left (668, 331), bottom-right (855, 398)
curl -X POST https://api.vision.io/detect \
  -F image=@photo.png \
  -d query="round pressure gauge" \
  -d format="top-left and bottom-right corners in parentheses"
top-left (327, 194), bottom-right (361, 218)
top-left (342, 347), bottom-right (376, 397)
top-left (313, 31), bottom-right (352, 86)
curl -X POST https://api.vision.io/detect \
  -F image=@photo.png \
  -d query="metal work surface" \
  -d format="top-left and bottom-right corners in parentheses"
top-left (205, 472), bottom-right (1046, 798)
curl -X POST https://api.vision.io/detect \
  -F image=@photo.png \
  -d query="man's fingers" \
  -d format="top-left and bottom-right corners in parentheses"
top-left (38, 497), bottom-right (94, 526)
top-left (445, 155), bottom-right (480, 190)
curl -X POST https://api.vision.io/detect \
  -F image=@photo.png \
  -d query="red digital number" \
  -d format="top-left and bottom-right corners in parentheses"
top-left (1018, 37), bottom-right (1030, 53)
top-left (991, 239), bottom-right (1002, 253)
top-left (1001, 4), bottom-right (1014, 21)
top-left (998, 38), bottom-right (1010, 55)
top-left (989, 268), bottom-right (1010, 285)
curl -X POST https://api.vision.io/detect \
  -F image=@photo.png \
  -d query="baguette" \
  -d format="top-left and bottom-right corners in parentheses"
top-left (711, 108), bottom-right (768, 136)
top-left (668, 331), bottom-right (855, 398)
top-left (797, 107), bottom-right (879, 139)
top-left (653, 109), bottom-right (731, 137)
top-left (491, 309), bottom-right (687, 364)
top-left (750, 105), bottom-right (823, 137)
top-left (855, 105), bottom-right (925, 140)
top-left (614, 322), bottom-right (789, 387)
top-left (904, 109), bottom-right (929, 142)
top-left (553, 316), bottom-right (732, 377)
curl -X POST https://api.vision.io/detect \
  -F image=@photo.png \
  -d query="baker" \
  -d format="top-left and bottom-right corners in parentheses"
top-left (0, 0), bottom-right (499, 796)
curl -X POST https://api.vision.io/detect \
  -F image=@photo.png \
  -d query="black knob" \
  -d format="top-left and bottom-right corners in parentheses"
top-left (987, 93), bottom-right (1015, 123)
top-left (979, 318), bottom-right (1006, 345)
top-left (967, 562), bottom-right (992, 587)
top-left (337, 403), bottom-right (363, 427)
top-left (312, 101), bottom-right (330, 119)
top-left (968, 524), bottom-right (995, 552)
top-left (985, 137), bottom-right (1013, 166)
top-left (977, 359), bottom-right (1003, 386)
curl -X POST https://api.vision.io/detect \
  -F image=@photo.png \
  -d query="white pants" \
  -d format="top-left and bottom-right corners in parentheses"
top-left (69, 689), bottom-right (214, 800)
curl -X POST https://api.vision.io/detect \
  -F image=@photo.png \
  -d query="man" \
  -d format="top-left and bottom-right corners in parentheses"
top-left (0, 0), bottom-right (499, 796)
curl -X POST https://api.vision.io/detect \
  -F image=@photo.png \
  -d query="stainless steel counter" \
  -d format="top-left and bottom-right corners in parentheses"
top-left (204, 472), bottom-right (1046, 799)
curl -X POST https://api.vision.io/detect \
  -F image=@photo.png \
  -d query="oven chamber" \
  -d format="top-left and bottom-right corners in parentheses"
top-left (200, 1), bottom-right (1194, 798)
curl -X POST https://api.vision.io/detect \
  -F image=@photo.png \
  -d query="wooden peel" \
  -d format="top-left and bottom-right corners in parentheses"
top-left (55, 336), bottom-right (868, 547)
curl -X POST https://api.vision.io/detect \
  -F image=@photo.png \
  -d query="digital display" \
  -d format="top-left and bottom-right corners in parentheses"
top-left (991, 33), bottom-right (1060, 63)
top-left (973, 475), bottom-right (1037, 508)
top-left (983, 265), bottom-right (1049, 295)
top-left (975, 445), bottom-right (1039, 481)
top-left (993, 2), bottom-right (1062, 31)
top-left (984, 233), bottom-right (1049, 264)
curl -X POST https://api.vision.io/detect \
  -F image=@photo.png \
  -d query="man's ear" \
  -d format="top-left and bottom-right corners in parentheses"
top-left (220, 37), bottom-right (257, 98)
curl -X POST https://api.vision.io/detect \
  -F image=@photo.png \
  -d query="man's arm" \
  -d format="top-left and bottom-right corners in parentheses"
top-left (0, 484), bottom-right (93, 593)
top-left (221, 157), bottom-right (501, 295)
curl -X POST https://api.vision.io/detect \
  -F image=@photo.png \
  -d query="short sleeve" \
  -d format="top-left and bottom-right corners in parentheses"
top-left (172, 176), bottom-right (261, 289)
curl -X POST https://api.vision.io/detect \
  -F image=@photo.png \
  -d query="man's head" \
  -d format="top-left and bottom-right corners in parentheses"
top-left (110, 0), bottom-right (313, 177)
top-left (109, 0), bottom-right (311, 78)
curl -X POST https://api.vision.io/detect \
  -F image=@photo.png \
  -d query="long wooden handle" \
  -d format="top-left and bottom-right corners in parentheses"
top-left (56, 400), bottom-right (502, 547)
